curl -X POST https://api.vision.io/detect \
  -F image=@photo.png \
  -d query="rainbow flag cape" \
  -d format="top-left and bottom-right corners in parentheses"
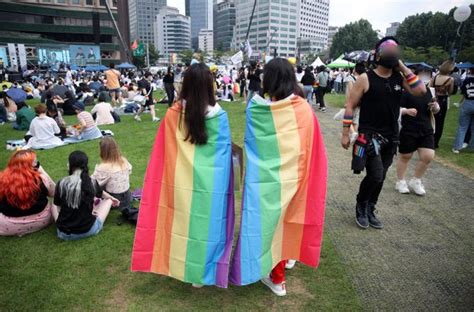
top-left (131, 104), bottom-right (235, 288)
top-left (230, 95), bottom-right (327, 285)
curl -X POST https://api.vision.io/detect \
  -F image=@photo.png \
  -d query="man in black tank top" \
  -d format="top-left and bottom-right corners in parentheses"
top-left (340, 37), bottom-right (427, 230)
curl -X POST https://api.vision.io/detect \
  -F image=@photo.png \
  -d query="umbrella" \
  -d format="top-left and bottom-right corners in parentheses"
top-left (405, 62), bottom-right (433, 71)
top-left (456, 62), bottom-right (474, 69)
top-left (116, 62), bottom-right (136, 69)
top-left (343, 50), bottom-right (370, 63)
top-left (7, 87), bottom-right (27, 103)
top-left (311, 57), bottom-right (325, 68)
top-left (1, 81), bottom-right (12, 89)
top-left (327, 54), bottom-right (355, 69)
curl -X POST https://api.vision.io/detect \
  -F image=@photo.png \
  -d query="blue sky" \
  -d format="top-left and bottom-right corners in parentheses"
top-left (167, 0), bottom-right (472, 32)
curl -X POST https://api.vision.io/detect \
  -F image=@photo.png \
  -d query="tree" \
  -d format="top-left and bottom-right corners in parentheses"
top-left (401, 46), bottom-right (449, 66)
top-left (178, 49), bottom-right (194, 65)
top-left (329, 19), bottom-right (379, 58)
top-left (148, 45), bottom-right (161, 65)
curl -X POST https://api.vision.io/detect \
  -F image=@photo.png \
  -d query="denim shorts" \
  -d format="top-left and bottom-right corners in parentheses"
top-left (57, 218), bottom-right (103, 241)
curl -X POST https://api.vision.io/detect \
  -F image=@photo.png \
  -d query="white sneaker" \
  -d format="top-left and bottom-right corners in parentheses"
top-left (261, 276), bottom-right (286, 297)
top-left (152, 117), bottom-right (160, 122)
top-left (192, 283), bottom-right (204, 288)
top-left (408, 178), bottom-right (426, 196)
top-left (134, 115), bottom-right (142, 122)
top-left (285, 259), bottom-right (296, 270)
top-left (452, 149), bottom-right (460, 154)
top-left (462, 143), bottom-right (468, 149)
top-left (395, 180), bottom-right (410, 194)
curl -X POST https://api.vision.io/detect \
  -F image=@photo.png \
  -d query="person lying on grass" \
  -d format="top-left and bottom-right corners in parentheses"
top-left (52, 150), bottom-right (120, 241)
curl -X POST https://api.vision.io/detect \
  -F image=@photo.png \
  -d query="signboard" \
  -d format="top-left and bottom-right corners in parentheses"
top-left (231, 51), bottom-right (243, 65)
top-left (18, 44), bottom-right (27, 70)
top-left (38, 47), bottom-right (70, 71)
top-left (7, 43), bottom-right (18, 72)
top-left (69, 45), bottom-right (100, 66)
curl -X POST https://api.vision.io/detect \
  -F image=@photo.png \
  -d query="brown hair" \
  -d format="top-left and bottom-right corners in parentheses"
top-left (35, 104), bottom-right (47, 115)
top-left (99, 137), bottom-right (125, 167)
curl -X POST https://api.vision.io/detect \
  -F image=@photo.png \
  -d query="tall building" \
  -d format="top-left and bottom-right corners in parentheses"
top-left (298, 0), bottom-right (330, 55)
top-left (327, 26), bottom-right (339, 49)
top-left (214, 0), bottom-right (236, 51)
top-left (386, 22), bottom-right (400, 37)
top-left (198, 29), bottom-right (214, 53)
top-left (233, 0), bottom-right (301, 58)
top-left (0, 0), bottom-right (127, 65)
top-left (154, 6), bottom-right (191, 58)
top-left (186, 0), bottom-right (213, 50)
top-left (129, 0), bottom-right (166, 44)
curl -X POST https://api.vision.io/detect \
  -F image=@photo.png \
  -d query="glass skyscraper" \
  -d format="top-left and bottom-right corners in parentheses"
top-left (186, 0), bottom-right (213, 49)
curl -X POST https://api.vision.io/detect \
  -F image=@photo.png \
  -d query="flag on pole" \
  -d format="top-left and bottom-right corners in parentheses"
top-left (131, 39), bottom-right (138, 50)
top-left (245, 40), bottom-right (253, 58)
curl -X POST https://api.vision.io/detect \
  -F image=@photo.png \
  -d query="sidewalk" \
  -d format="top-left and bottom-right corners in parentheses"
top-left (317, 105), bottom-right (474, 311)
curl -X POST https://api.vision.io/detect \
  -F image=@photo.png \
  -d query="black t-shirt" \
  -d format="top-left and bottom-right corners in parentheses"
top-left (359, 70), bottom-right (404, 140)
top-left (138, 79), bottom-right (153, 105)
top-left (461, 76), bottom-right (474, 100)
top-left (0, 181), bottom-right (49, 217)
top-left (400, 90), bottom-right (434, 136)
top-left (54, 178), bottom-right (103, 234)
top-left (248, 68), bottom-right (262, 91)
top-left (163, 73), bottom-right (174, 84)
top-left (301, 73), bottom-right (316, 86)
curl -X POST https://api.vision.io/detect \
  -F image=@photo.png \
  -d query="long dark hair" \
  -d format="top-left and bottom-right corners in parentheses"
top-left (263, 58), bottom-right (304, 101)
top-left (64, 151), bottom-right (95, 208)
top-left (179, 63), bottom-right (216, 145)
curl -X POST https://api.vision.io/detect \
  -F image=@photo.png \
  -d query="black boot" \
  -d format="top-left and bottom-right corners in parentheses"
top-left (367, 203), bottom-right (384, 229)
top-left (355, 202), bottom-right (369, 229)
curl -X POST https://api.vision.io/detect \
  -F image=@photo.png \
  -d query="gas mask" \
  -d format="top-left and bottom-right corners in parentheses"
top-left (378, 55), bottom-right (399, 69)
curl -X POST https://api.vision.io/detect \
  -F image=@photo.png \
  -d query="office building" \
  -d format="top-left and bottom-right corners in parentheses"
top-left (386, 22), bottom-right (400, 36)
top-left (234, 0), bottom-right (301, 58)
top-left (198, 29), bottom-right (214, 53)
top-left (327, 26), bottom-right (339, 49)
top-left (186, 0), bottom-right (213, 49)
top-left (154, 6), bottom-right (191, 58)
top-left (214, 0), bottom-right (236, 51)
top-left (298, 0), bottom-right (330, 55)
top-left (129, 0), bottom-right (166, 44)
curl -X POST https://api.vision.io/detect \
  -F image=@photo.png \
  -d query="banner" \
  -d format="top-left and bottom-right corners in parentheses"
top-left (133, 42), bottom-right (145, 57)
top-left (37, 47), bottom-right (70, 71)
top-left (7, 43), bottom-right (18, 72)
top-left (18, 44), bottom-right (27, 71)
top-left (230, 51), bottom-right (243, 65)
top-left (0, 47), bottom-right (9, 68)
top-left (69, 45), bottom-right (100, 66)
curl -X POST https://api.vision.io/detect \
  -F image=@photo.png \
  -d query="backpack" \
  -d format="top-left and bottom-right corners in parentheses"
top-left (433, 74), bottom-right (452, 96)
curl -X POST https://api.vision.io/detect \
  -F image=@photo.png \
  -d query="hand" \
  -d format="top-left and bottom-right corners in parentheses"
top-left (341, 134), bottom-right (351, 150)
top-left (397, 59), bottom-right (410, 75)
top-left (429, 101), bottom-right (440, 113)
top-left (110, 197), bottom-right (120, 208)
top-left (405, 108), bottom-right (417, 117)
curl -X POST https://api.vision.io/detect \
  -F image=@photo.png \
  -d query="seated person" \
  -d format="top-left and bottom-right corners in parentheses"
top-left (0, 101), bottom-right (6, 124)
top-left (0, 150), bottom-right (56, 236)
top-left (1, 92), bottom-right (17, 122)
top-left (68, 102), bottom-right (103, 141)
top-left (89, 76), bottom-right (104, 95)
top-left (92, 137), bottom-right (132, 211)
top-left (52, 151), bottom-right (119, 241)
top-left (24, 104), bottom-right (64, 150)
top-left (46, 104), bottom-right (67, 138)
top-left (91, 92), bottom-right (115, 126)
top-left (13, 102), bottom-right (35, 131)
top-left (54, 90), bottom-right (76, 116)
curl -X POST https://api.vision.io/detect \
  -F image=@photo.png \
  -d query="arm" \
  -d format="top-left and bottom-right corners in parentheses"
top-left (398, 60), bottom-right (427, 96)
top-left (39, 166), bottom-right (56, 197)
top-left (102, 191), bottom-right (120, 207)
top-left (341, 74), bottom-right (368, 149)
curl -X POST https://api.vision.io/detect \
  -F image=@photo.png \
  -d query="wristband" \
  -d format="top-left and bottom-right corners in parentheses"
top-left (342, 114), bottom-right (353, 127)
top-left (406, 73), bottom-right (422, 88)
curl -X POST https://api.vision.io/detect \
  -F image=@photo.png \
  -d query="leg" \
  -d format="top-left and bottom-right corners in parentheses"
top-left (368, 145), bottom-right (395, 205)
top-left (396, 152), bottom-right (413, 180)
top-left (434, 97), bottom-right (448, 148)
top-left (320, 88), bottom-right (326, 108)
top-left (51, 204), bottom-right (60, 221)
top-left (92, 199), bottom-right (112, 223)
top-left (110, 91), bottom-right (117, 107)
top-left (453, 101), bottom-right (474, 150)
top-left (414, 148), bottom-right (435, 179)
top-left (149, 104), bottom-right (156, 120)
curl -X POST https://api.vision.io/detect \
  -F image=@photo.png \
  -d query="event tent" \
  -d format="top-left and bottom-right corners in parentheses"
top-left (456, 62), bottom-right (474, 69)
top-left (311, 57), bottom-right (325, 67)
top-left (117, 62), bottom-right (136, 69)
top-left (327, 54), bottom-right (355, 69)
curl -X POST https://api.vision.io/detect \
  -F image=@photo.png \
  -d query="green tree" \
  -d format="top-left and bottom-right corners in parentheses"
top-left (178, 49), bottom-right (194, 64)
top-left (457, 41), bottom-right (474, 62)
top-left (329, 19), bottom-right (379, 58)
top-left (148, 45), bottom-right (161, 65)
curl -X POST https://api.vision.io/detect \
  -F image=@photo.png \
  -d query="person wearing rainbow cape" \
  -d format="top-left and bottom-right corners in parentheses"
top-left (230, 58), bottom-right (328, 296)
top-left (131, 63), bottom-right (235, 288)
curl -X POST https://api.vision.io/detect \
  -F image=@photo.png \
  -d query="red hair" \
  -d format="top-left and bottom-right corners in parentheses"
top-left (0, 150), bottom-right (42, 209)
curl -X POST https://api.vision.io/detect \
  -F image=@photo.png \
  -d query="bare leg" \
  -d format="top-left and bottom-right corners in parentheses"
top-left (396, 152), bottom-right (413, 180)
top-left (414, 148), bottom-right (435, 179)
top-left (149, 105), bottom-right (156, 120)
top-left (92, 199), bottom-right (112, 223)
top-left (110, 92), bottom-right (117, 107)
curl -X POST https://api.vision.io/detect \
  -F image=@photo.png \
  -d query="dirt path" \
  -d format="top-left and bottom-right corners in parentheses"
top-left (317, 105), bottom-right (474, 311)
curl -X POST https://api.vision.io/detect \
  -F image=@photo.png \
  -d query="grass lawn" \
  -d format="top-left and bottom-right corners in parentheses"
top-left (0, 94), bottom-right (361, 311)
top-left (326, 93), bottom-right (474, 176)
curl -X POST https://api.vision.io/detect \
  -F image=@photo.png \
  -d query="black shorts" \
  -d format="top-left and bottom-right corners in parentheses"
top-left (398, 131), bottom-right (435, 154)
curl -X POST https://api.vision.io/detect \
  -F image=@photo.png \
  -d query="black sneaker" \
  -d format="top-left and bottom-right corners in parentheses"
top-left (355, 202), bottom-right (369, 229)
top-left (367, 203), bottom-right (384, 229)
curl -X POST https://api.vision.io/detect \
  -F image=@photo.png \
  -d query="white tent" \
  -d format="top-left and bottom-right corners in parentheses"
top-left (311, 57), bottom-right (325, 67)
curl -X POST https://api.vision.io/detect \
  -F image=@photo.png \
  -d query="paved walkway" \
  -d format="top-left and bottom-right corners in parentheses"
top-left (316, 105), bottom-right (474, 311)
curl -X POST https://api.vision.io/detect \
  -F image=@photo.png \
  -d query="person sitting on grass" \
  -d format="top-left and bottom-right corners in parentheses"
top-left (24, 104), bottom-right (64, 150)
top-left (46, 104), bottom-right (67, 138)
top-left (69, 102), bottom-right (103, 141)
top-left (92, 137), bottom-right (132, 211)
top-left (91, 92), bottom-right (115, 126)
top-left (0, 150), bottom-right (56, 236)
top-left (13, 101), bottom-right (35, 131)
top-left (52, 150), bottom-right (120, 241)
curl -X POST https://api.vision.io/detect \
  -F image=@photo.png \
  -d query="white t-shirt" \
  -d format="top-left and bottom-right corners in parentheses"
top-left (91, 102), bottom-right (115, 125)
top-left (25, 115), bottom-right (63, 149)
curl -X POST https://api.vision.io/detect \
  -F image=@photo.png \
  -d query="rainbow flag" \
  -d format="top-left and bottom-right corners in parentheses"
top-left (131, 104), bottom-right (235, 288)
top-left (230, 95), bottom-right (327, 285)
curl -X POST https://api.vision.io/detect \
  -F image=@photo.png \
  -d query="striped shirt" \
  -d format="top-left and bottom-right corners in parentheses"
top-left (78, 111), bottom-right (95, 129)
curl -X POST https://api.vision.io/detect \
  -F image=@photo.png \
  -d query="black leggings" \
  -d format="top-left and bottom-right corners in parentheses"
top-left (434, 96), bottom-right (448, 148)
top-left (316, 86), bottom-right (326, 108)
top-left (164, 82), bottom-right (175, 107)
top-left (357, 143), bottom-right (396, 205)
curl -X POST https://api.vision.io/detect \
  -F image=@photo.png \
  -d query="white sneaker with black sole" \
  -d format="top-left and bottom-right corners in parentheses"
top-left (261, 276), bottom-right (287, 297)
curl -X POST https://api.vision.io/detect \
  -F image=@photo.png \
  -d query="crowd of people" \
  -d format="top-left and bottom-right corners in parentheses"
top-left (0, 35), bottom-right (473, 297)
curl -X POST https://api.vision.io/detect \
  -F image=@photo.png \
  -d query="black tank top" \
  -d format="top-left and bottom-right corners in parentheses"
top-left (359, 70), bottom-right (403, 140)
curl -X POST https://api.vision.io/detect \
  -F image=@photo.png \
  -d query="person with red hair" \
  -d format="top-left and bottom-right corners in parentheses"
top-left (0, 150), bottom-right (56, 236)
